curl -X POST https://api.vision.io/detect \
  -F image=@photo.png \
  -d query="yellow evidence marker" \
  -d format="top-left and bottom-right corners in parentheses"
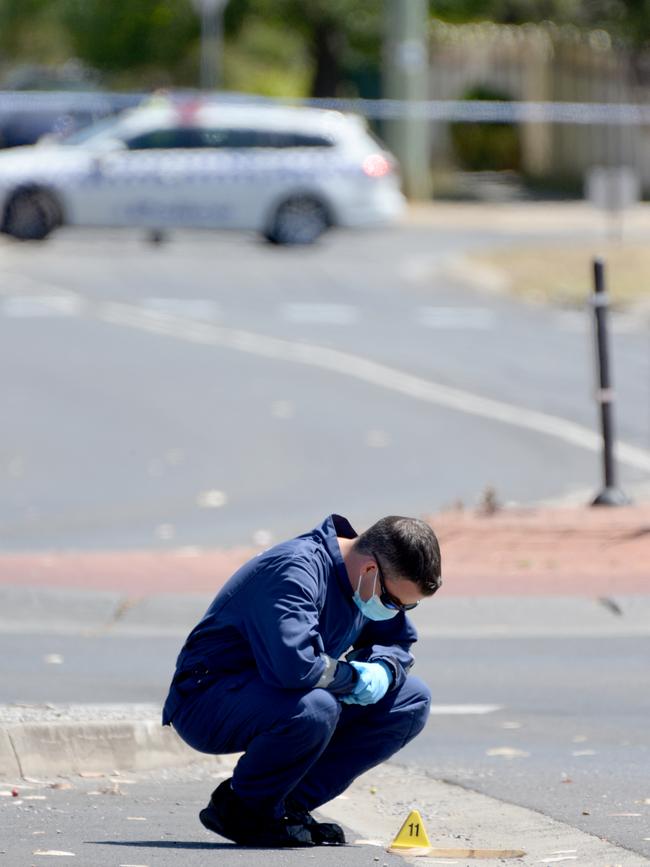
top-left (388, 810), bottom-right (526, 859)
top-left (389, 809), bottom-right (432, 851)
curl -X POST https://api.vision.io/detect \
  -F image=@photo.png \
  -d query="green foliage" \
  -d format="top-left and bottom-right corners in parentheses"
top-left (59, 0), bottom-right (199, 72)
top-left (0, 0), bottom-right (70, 61)
top-left (430, 0), bottom-right (585, 25)
top-left (224, 17), bottom-right (310, 95)
top-left (449, 85), bottom-right (522, 171)
top-left (4, 0), bottom-right (650, 94)
top-left (226, 0), bottom-right (381, 96)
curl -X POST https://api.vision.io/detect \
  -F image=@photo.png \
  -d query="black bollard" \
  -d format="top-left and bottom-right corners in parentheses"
top-left (590, 257), bottom-right (630, 506)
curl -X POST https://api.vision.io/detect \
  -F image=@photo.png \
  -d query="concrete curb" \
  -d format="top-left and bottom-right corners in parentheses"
top-left (0, 707), bottom-right (232, 780)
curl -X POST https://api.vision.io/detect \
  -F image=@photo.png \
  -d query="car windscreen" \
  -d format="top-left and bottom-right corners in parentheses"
top-left (58, 114), bottom-right (125, 146)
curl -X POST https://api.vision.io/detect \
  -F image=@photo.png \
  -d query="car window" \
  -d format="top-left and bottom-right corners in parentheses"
top-left (125, 128), bottom-right (204, 149)
top-left (199, 128), bottom-right (334, 149)
top-left (60, 115), bottom-right (123, 146)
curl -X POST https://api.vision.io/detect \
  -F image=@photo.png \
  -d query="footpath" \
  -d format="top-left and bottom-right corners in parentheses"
top-left (1, 500), bottom-right (649, 864)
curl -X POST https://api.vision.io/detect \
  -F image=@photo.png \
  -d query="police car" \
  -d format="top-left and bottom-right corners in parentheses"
top-left (0, 97), bottom-right (405, 244)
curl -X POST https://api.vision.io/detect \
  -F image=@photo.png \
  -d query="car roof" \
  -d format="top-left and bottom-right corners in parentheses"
top-left (117, 98), bottom-right (364, 138)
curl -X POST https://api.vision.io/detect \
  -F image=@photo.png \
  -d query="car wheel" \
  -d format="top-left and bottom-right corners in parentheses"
top-left (2, 188), bottom-right (60, 241)
top-left (265, 196), bottom-right (329, 246)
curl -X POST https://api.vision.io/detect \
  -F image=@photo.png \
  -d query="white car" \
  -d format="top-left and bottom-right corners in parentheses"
top-left (0, 97), bottom-right (405, 244)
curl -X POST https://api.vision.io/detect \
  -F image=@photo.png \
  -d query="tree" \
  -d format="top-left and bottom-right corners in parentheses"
top-left (59, 0), bottom-right (199, 77)
top-left (226, 0), bottom-right (381, 97)
top-left (0, 0), bottom-right (69, 63)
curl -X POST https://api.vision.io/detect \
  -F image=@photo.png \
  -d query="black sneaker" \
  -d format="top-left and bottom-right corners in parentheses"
top-left (285, 797), bottom-right (346, 845)
top-left (199, 778), bottom-right (314, 848)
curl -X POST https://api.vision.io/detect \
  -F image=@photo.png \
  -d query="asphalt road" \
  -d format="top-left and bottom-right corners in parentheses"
top-left (3, 768), bottom-right (407, 867)
top-left (1, 224), bottom-right (649, 551)
top-left (2, 608), bottom-right (649, 860)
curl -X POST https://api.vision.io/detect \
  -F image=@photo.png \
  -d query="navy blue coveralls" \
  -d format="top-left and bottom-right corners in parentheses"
top-left (162, 514), bottom-right (431, 818)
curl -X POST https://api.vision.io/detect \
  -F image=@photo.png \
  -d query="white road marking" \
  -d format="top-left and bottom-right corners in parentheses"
top-left (416, 306), bottom-right (496, 330)
top-left (140, 297), bottom-right (220, 321)
top-left (14, 289), bottom-right (650, 474)
top-left (430, 704), bottom-right (502, 715)
top-left (1, 295), bottom-right (83, 317)
top-left (281, 303), bottom-right (358, 325)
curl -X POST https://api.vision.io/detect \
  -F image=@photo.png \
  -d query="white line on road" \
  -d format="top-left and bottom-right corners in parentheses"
top-left (416, 306), bottom-right (496, 330)
top-left (21, 290), bottom-right (650, 474)
top-left (281, 303), bottom-right (359, 325)
top-left (430, 704), bottom-right (503, 715)
top-left (1, 295), bottom-right (84, 317)
top-left (140, 297), bottom-right (221, 321)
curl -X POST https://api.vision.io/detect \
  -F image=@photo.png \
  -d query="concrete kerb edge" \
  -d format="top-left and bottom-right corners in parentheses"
top-left (0, 718), bottom-right (234, 780)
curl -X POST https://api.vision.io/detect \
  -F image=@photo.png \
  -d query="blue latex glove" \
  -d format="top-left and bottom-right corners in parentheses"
top-left (340, 661), bottom-right (392, 706)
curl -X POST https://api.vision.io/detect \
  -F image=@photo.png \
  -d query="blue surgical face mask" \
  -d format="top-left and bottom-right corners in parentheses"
top-left (353, 570), bottom-right (399, 621)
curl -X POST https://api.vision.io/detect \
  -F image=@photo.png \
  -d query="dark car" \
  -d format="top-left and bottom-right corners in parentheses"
top-left (0, 88), bottom-right (142, 149)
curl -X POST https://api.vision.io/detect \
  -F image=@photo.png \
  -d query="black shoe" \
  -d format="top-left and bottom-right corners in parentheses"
top-left (285, 797), bottom-right (346, 846)
top-left (199, 778), bottom-right (314, 848)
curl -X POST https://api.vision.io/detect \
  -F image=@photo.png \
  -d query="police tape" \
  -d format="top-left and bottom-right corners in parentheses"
top-left (292, 97), bottom-right (650, 125)
top-left (0, 91), bottom-right (143, 112)
top-left (2, 90), bottom-right (650, 126)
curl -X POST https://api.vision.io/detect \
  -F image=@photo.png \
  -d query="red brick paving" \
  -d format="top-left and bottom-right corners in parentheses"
top-left (0, 504), bottom-right (648, 597)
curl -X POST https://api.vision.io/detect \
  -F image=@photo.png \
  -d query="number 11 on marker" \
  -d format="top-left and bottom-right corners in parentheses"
top-left (408, 822), bottom-right (420, 836)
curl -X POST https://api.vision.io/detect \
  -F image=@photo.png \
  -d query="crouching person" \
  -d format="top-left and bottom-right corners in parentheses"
top-left (162, 513), bottom-right (441, 847)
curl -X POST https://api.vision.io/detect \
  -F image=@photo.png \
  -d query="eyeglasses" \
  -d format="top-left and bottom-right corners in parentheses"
top-left (373, 557), bottom-right (420, 612)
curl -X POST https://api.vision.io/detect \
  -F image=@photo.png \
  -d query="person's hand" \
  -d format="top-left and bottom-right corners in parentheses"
top-left (340, 661), bottom-right (392, 705)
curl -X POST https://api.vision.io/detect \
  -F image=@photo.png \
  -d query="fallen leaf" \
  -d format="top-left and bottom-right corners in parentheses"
top-left (486, 747), bottom-right (530, 758)
top-left (100, 782), bottom-right (124, 796)
top-left (536, 857), bottom-right (577, 863)
top-left (196, 490), bottom-right (228, 509)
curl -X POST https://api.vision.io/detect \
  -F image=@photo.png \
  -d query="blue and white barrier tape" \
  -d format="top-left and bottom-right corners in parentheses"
top-left (2, 90), bottom-right (650, 126)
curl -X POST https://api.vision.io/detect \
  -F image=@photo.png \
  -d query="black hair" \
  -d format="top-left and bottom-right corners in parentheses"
top-left (354, 516), bottom-right (441, 596)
